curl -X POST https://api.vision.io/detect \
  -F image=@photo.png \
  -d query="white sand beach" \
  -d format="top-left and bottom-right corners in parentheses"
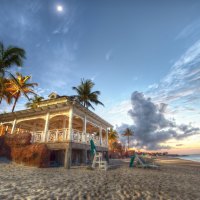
top-left (0, 157), bottom-right (200, 200)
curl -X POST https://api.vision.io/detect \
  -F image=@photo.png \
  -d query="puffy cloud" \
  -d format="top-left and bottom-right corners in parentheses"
top-left (117, 91), bottom-right (200, 150)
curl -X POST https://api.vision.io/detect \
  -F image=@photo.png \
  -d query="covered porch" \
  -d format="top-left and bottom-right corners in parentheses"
top-left (0, 107), bottom-right (109, 148)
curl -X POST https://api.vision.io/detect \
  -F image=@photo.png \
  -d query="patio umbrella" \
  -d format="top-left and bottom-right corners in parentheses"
top-left (90, 139), bottom-right (96, 156)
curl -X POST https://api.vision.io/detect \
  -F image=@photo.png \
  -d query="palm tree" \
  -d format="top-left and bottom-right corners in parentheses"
top-left (108, 128), bottom-right (118, 141)
top-left (0, 77), bottom-right (13, 105)
top-left (122, 128), bottom-right (134, 149)
top-left (5, 73), bottom-right (37, 112)
top-left (108, 128), bottom-right (118, 150)
top-left (0, 42), bottom-right (26, 77)
top-left (26, 95), bottom-right (44, 109)
top-left (111, 141), bottom-right (123, 152)
top-left (72, 79), bottom-right (104, 110)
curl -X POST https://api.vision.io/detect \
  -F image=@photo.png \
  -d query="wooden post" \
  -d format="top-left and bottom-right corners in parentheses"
top-left (84, 115), bottom-right (87, 143)
top-left (82, 147), bottom-right (87, 164)
top-left (106, 128), bottom-right (109, 147)
top-left (43, 112), bottom-right (50, 142)
top-left (0, 125), bottom-right (3, 136)
top-left (64, 107), bottom-right (73, 169)
top-left (55, 129), bottom-right (59, 141)
top-left (11, 119), bottom-right (17, 134)
top-left (99, 126), bottom-right (102, 146)
top-left (5, 126), bottom-right (8, 133)
top-left (68, 107), bottom-right (73, 141)
top-left (82, 115), bottom-right (88, 164)
top-left (63, 116), bottom-right (67, 140)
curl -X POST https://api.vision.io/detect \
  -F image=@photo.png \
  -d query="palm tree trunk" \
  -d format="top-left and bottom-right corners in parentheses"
top-left (128, 136), bottom-right (129, 149)
top-left (12, 94), bottom-right (19, 112)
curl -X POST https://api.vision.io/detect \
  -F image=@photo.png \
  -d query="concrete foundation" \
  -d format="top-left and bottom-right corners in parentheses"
top-left (46, 142), bottom-right (108, 169)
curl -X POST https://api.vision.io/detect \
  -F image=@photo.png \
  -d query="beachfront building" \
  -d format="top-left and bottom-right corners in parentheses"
top-left (0, 93), bottom-right (112, 168)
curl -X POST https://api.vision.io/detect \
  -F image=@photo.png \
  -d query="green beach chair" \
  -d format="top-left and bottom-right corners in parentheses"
top-left (135, 153), bottom-right (159, 169)
top-left (129, 155), bottom-right (136, 168)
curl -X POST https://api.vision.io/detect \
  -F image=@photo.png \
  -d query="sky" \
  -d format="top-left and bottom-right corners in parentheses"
top-left (0, 0), bottom-right (200, 154)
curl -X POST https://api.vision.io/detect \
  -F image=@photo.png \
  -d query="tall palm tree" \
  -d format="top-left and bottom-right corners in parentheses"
top-left (108, 128), bottom-right (118, 150)
top-left (0, 77), bottom-right (13, 104)
top-left (72, 79), bottom-right (104, 110)
top-left (5, 73), bottom-right (37, 112)
top-left (122, 128), bottom-right (134, 149)
top-left (0, 42), bottom-right (26, 77)
top-left (26, 95), bottom-right (44, 109)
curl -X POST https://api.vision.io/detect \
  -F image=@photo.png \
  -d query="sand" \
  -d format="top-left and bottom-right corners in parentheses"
top-left (0, 157), bottom-right (200, 200)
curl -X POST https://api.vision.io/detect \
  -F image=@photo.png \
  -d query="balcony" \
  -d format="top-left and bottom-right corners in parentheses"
top-left (30, 128), bottom-right (108, 147)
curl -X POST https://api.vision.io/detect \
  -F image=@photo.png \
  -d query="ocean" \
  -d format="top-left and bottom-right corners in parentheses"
top-left (178, 154), bottom-right (200, 162)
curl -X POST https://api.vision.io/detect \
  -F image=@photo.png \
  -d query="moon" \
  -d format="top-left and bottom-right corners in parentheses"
top-left (56, 5), bottom-right (63, 12)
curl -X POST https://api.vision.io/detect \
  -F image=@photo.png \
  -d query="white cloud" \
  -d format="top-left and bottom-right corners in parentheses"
top-left (148, 83), bottom-right (158, 89)
top-left (95, 99), bottom-right (132, 127)
top-left (176, 18), bottom-right (200, 40)
top-left (148, 40), bottom-right (200, 104)
top-left (108, 40), bottom-right (200, 127)
top-left (105, 49), bottom-right (113, 61)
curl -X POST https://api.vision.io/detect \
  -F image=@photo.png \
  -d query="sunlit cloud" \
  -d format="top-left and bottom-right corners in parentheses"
top-left (117, 92), bottom-right (200, 150)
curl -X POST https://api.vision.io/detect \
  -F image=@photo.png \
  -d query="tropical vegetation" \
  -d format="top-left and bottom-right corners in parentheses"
top-left (1, 42), bottom-right (105, 114)
top-left (72, 79), bottom-right (104, 110)
top-left (0, 42), bottom-right (38, 113)
top-left (5, 73), bottom-right (37, 112)
top-left (122, 128), bottom-right (134, 149)
top-left (26, 95), bottom-right (44, 109)
top-left (0, 42), bottom-right (26, 77)
top-left (108, 128), bottom-right (119, 150)
top-left (0, 77), bottom-right (12, 105)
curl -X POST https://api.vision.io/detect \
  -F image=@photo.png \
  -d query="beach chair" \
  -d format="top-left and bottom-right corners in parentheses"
top-left (134, 154), bottom-right (159, 169)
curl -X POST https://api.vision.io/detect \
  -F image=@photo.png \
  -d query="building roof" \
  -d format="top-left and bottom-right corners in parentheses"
top-left (0, 96), bottom-right (113, 127)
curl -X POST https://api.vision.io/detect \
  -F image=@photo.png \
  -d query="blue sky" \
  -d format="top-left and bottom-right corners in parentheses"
top-left (1, 0), bottom-right (200, 152)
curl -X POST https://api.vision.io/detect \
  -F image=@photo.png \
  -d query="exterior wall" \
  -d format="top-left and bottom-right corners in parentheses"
top-left (0, 98), bottom-right (112, 168)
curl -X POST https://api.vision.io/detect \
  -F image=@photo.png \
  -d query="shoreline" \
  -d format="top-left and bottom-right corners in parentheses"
top-left (177, 157), bottom-right (200, 163)
top-left (175, 155), bottom-right (200, 163)
top-left (158, 154), bottom-right (200, 163)
top-left (0, 157), bottom-right (200, 199)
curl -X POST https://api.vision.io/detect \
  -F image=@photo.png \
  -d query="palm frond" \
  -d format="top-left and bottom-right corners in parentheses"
top-left (72, 79), bottom-right (104, 110)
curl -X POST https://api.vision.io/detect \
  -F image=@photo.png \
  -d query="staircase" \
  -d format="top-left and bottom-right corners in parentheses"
top-left (92, 152), bottom-right (108, 170)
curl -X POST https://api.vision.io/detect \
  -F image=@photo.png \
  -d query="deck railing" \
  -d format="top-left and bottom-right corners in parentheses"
top-left (47, 128), bottom-right (68, 142)
top-left (30, 128), bottom-right (107, 147)
top-left (31, 131), bottom-right (43, 143)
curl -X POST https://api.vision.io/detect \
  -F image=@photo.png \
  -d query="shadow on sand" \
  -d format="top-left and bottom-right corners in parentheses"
top-left (0, 157), bottom-right (11, 164)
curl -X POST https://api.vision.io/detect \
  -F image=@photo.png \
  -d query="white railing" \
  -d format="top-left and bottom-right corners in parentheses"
top-left (101, 139), bottom-right (108, 147)
top-left (31, 131), bottom-right (43, 143)
top-left (47, 128), bottom-right (68, 142)
top-left (84, 133), bottom-right (100, 146)
top-left (30, 128), bottom-right (107, 147)
top-left (72, 129), bottom-right (83, 143)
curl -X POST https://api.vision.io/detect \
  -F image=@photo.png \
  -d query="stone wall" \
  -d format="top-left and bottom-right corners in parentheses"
top-left (0, 133), bottom-right (50, 168)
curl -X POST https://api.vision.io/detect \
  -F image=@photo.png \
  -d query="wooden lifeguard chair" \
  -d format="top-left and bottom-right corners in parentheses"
top-left (92, 152), bottom-right (108, 170)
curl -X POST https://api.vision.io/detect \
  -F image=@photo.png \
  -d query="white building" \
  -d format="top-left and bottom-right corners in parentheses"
top-left (0, 93), bottom-right (113, 168)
